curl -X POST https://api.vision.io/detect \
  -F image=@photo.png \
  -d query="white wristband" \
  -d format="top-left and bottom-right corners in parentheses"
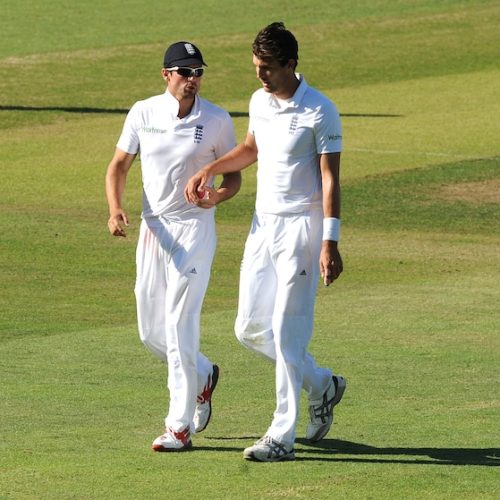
top-left (323, 217), bottom-right (341, 241)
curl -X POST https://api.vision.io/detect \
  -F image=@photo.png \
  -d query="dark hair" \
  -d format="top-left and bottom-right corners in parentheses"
top-left (252, 22), bottom-right (299, 68)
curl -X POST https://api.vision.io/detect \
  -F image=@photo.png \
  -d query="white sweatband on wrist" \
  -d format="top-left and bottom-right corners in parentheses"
top-left (323, 217), bottom-right (341, 241)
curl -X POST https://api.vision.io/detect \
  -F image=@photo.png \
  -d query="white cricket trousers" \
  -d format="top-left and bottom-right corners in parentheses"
top-left (135, 214), bottom-right (216, 433)
top-left (235, 210), bottom-right (333, 448)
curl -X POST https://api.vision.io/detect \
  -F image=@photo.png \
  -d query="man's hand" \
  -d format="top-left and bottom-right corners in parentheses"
top-left (320, 240), bottom-right (343, 286)
top-left (185, 169), bottom-right (210, 204)
top-left (194, 185), bottom-right (219, 209)
top-left (108, 211), bottom-right (129, 237)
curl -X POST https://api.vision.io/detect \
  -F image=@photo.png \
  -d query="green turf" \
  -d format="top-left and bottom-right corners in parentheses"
top-left (1, 0), bottom-right (499, 498)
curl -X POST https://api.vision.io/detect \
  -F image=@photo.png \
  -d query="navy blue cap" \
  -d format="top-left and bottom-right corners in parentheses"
top-left (163, 41), bottom-right (207, 67)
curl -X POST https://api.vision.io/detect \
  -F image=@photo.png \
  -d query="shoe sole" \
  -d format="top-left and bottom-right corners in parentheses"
top-left (152, 441), bottom-right (193, 452)
top-left (331, 375), bottom-right (346, 407)
top-left (243, 450), bottom-right (296, 462)
top-left (308, 375), bottom-right (346, 443)
top-left (195, 364), bottom-right (219, 433)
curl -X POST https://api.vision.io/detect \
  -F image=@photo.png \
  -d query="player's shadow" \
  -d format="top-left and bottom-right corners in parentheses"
top-left (202, 437), bottom-right (498, 466)
top-left (294, 438), bottom-right (499, 466)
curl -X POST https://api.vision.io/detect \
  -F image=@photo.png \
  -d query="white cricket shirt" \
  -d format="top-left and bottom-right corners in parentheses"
top-left (117, 90), bottom-right (236, 219)
top-left (248, 75), bottom-right (342, 215)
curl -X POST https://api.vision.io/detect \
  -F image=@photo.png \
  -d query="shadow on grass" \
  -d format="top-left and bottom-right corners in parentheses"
top-left (0, 105), bottom-right (403, 119)
top-left (294, 438), bottom-right (499, 466)
top-left (203, 437), bottom-right (499, 466)
top-left (0, 104), bottom-right (245, 116)
top-left (0, 104), bottom-right (130, 114)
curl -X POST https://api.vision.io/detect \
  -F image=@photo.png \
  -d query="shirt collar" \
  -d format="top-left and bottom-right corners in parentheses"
top-left (163, 89), bottom-right (200, 119)
top-left (268, 74), bottom-right (308, 111)
top-left (164, 89), bottom-right (180, 117)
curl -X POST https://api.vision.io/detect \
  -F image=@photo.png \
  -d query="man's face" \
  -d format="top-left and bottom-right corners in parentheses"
top-left (252, 54), bottom-right (294, 96)
top-left (163, 66), bottom-right (203, 100)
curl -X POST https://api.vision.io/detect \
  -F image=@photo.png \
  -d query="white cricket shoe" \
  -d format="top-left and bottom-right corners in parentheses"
top-left (306, 375), bottom-right (346, 442)
top-left (243, 436), bottom-right (295, 462)
top-left (152, 426), bottom-right (192, 452)
top-left (193, 364), bottom-right (219, 433)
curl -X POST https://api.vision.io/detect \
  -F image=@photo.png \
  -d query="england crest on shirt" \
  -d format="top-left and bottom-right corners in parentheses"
top-left (194, 124), bottom-right (204, 143)
top-left (288, 115), bottom-right (298, 135)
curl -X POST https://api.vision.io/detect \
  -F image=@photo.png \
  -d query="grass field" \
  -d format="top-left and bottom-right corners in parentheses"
top-left (1, 0), bottom-right (499, 498)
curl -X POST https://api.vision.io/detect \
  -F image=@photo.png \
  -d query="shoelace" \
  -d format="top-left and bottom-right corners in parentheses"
top-left (166, 426), bottom-right (190, 443)
top-left (257, 436), bottom-right (292, 458)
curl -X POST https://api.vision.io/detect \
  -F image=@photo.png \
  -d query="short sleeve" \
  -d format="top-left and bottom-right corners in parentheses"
top-left (214, 113), bottom-right (237, 159)
top-left (248, 92), bottom-right (258, 136)
top-left (314, 100), bottom-right (342, 154)
top-left (116, 102), bottom-right (141, 154)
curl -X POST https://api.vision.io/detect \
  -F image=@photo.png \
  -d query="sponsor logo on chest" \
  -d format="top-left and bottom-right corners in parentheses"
top-left (141, 126), bottom-right (167, 134)
top-left (140, 124), bottom-right (205, 144)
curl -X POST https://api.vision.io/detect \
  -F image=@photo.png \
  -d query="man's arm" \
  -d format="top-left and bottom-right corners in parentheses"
top-left (185, 132), bottom-right (258, 204)
top-left (319, 152), bottom-right (343, 286)
top-left (105, 148), bottom-right (136, 237)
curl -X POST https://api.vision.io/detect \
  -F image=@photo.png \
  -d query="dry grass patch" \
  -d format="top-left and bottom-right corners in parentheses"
top-left (437, 178), bottom-right (500, 205)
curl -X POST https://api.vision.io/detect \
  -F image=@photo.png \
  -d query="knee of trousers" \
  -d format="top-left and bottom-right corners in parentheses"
top-left (234, 316), bottom-right (273, 349)
top-left (139, 330), bottom-right (167, 362)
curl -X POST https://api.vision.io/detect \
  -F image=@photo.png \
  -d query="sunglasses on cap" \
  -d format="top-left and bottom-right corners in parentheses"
top-left (166, 66), bottom-right (204, 78)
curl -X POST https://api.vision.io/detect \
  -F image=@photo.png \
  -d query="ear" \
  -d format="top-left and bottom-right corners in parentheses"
top-left (161, 68), bottom-right (170, 82)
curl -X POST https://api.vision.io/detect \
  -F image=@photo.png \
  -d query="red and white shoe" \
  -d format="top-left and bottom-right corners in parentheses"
top-left (152, 426), bottom-right (192, 452)
top-left (193, 364), bottom-right (219, 433)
